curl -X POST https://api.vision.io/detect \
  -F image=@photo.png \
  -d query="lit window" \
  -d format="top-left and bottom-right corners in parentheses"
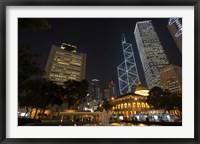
top-left (142, 102), bottom-right (146, 108)
top-left (128, 103), bottom-right (131, 108)
top-left (137, 102), bottom-right (141, 108)
top-left (118, 104), bottom-right (120, 109)
top-left (132, 102), bottom-right (136, 108)
top-left (121, 104), bottom-right (124, 109)
top-left (124, 103), bottom-right (127, 108)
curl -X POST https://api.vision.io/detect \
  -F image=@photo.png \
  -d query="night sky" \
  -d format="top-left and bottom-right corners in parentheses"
top-left (18, 18), bottom-right (182, 95)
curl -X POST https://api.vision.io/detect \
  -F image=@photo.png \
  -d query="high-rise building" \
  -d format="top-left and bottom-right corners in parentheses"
top-left (160, 64), bottom-right (182, 94)
top-left (117, 35), bottom-right (140, 95)
top-left (45, 44), bottom-right (86, 85)
top-left (104, 89), bottom-right (110, 100)
top-left (103, 81), bottom-right (117, 100)
top-left (109, 81), bottom-right (117, 98)
top-left (134, 20), bottom-right (169, 90)
top-left (90, 79), bottom-right (102, 101)
top-left (167, 18), bottom-right (182, 54)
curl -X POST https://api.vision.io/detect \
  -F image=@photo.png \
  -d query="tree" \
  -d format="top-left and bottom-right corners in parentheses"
top-left (42, 80), bottom-right (63, 106)
top-left (18, 18), bottom-right (51, 88)
top-left (18, 18), bottom-right (51, 30)
top-left (18, 79), bottom-right (43, 118)
top-left (18, 46), bottom-right (43, 94)
top-left (18, 18), bottom-right (52, 118)
top-left (146, 87), bottom-right (165, 109)
top-left (18, 47), bottom-right (46, 118)
top-left (63, 80), bottom-right (89, 110)
top-left (18, 18), bottom-right (51, 84)
top-left (146, 86), bottom-right (182, 111)
top-left (19, 79), bottom-right (64, 119)
top-left (76, 80), bottom-right (89, 108)
top-left (102, 99), bottom-right (112, 112)
top-left (39, 80), bottom-right (62, 118)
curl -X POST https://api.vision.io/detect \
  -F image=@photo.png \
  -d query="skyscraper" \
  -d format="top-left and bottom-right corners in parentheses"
top-left (109, 81), bottom-right (117, 98)
top-left (103, 81), bottom-right (117, 101)
top-left (134, 20), bottom-right (169, 90)
top-left (167, 18), bottom-right (182, 54)
top-left (117, 35), bottom-right (139, 95)
top-left (45, 44), bottom-right (86, 85)
top-left (104, 89), bottom-right (110, 100)
top-left (90, 79), bottom-right (102, 101)
top-left (160, 64), bottom-right (182, 94)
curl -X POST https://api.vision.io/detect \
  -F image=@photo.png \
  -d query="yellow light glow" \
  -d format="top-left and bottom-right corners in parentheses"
top-left (135, 90), bottom-right (149, 96)
top-left (57, 61), bottom-right (69, 65)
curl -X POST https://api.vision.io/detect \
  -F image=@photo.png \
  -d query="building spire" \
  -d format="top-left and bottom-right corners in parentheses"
top-left (122, 34), bottom-right (126, 43)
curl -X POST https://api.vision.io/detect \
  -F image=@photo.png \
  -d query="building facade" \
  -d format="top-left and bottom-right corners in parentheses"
top-left (167, 18), bottom-right (182, 54)
top-left (117, 35), bottom-right (139, 95)
top-left (45, 44), bottom-right (86, 85)
top-left (134, 20), bottom-right (169, 90)
top-left (160, 64), bottom-right (182, 94)
top-left (111, 93), bottom-right (150, 118)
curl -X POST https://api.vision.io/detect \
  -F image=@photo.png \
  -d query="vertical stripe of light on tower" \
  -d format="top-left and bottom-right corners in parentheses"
top-left (117, 35), bottom-right (139, 95)
top-left (134, 20), bottom-right (169, 90)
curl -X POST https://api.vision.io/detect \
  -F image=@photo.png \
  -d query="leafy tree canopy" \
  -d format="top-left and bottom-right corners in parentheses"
top-left (63, 80), bottom-right (89, 109)
top-left (18, 79), bottom-right (63, 110)
top-left (147, 86), bottom-right (182, 111)
top-left (102, 99), bottom-right (112, 112)
top-left (18, 18), bottom-right (51, 30)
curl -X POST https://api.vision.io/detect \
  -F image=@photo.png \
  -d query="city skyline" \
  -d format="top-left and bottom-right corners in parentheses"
top-left (18, 18), bottom-right (182, 94)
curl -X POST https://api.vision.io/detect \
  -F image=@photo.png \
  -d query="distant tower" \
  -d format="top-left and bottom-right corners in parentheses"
top-left (134, 20), bottom-right (169, 90)
top-left (104, 89), bottom-right (110, 100)
top-left (117, 35), bottom-right (139, 95)
top-left (167, 18), bottom-right (182, 54)
top-left (109, 81), bottom-right (117, 98)
top-left (90, 79), bottom-right (102, 101)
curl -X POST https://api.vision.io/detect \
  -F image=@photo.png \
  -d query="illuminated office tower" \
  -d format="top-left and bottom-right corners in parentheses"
top-left (90, 79), bottom-right (102, 101)
top-left (134, 20), bottom-right (169, 89)
top-left (117, 35), bottom-right (139, 95)
top-left (167, 18), bottom-right (182, 54)
top-left (45, 44), bottom-right (86, 85)
top-left (160, 64), bottom-right (182, 94)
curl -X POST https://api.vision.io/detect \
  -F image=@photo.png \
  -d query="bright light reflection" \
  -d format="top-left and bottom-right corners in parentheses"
top-left (135, 90), bottom-right (149, 96)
